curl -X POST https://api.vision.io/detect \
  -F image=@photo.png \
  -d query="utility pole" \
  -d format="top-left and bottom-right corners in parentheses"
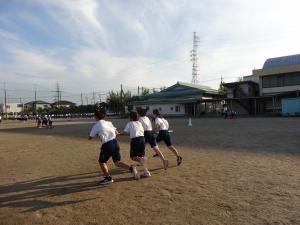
top-left (120, 84), bottom-right (123, 115)
top-left (138, 86), bottom-right (140, 96)
top-left (4, 82), bottom-right (7, 119)
top-left (59, 90), bottom-right (62, 105)
top-left (56, 82), bottom-right (60, 108)
top-left (93, 91), bottom-right (95, 104)
top-left (191, 32), bottom-right (200, 84)
top-left (34, 84), bottom-right (37, 113)
top-left (19, 97), bottom-right (23, 112)
top-left (81, 93), bottom-right (83, 105)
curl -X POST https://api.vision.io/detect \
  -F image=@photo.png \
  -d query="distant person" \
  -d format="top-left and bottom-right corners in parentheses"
top-left (36, 115), bottom-right (42, 128)
top-left (137, 108), bottom-right (168, 170)
top-left (232, 110), bottom-right (238, 119)
top-left (47, 115), bottom-right (53, 128)
top-left (224, 110), bottom-right (228, 119)
top-left (42, 115), bottom-right (48, 127)
top-left (88, 104), bottom-right (139, 185)
top-left (120, 111), bottom-right (151, 177)
top-left (153, 109), bottom-right (182, 166)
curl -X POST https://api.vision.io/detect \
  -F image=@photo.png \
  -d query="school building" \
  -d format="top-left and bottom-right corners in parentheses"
top-left (129, 81), bottom-right (222, 116)
top-left (0, 103), bottom-right (23, 115)
top-left (224, 54), bottom-right (300, 115)
top-left (130, 54), bottom-right (300, 117)
top-left (52, 100), bottom-right (76, 108)
top-left (24, 100), bottom-right (52, 110)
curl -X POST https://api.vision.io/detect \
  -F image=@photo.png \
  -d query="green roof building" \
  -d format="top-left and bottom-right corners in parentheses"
top-left (129, 81), bottom-right (222, 116)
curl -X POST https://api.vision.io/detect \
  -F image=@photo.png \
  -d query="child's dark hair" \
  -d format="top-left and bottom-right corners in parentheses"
top-left (153, 109), bottom-right (162, 118)
top-left (129, 111), bottom-right (138, 121)
top-left (94, 103), bottom-right (106, 120)
top-left (137, 107), bottom-right (147, 117)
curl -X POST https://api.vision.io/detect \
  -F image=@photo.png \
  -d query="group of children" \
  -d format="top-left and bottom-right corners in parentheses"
top-left (36, 114), bottom-right (53, 128)
top-left (88, 104), bottom-right (182, 185)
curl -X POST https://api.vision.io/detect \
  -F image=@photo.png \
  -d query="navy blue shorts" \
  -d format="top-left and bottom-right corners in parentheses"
top-left (144, 131), bottom-right (157, 148)
top-left (156, 130), bottom-right (172, 146)
top-left (99, 139), bottom-right (121, 163)
top-left (130, 136), bottom-right (145, 158)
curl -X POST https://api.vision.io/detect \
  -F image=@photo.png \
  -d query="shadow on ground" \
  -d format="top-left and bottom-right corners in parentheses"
top-left (0, 169), bottom-right (131, 212)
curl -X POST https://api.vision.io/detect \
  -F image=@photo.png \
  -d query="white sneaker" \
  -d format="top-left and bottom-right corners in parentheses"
top-left (131, 165), bottom-right (140, 180)
top-left (142, 169), bottom-right (151, 177)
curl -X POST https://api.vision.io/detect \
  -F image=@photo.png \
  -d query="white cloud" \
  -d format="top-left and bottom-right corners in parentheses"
top-left (1, 0), bottom-right (300, 104)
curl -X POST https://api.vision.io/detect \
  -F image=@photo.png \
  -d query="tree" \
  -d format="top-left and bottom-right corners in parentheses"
top-left (141, 88), bottom-right (150, 96)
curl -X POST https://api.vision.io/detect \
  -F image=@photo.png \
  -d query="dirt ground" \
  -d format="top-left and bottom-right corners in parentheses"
top-left (0, 117), bottom-right (299, 225)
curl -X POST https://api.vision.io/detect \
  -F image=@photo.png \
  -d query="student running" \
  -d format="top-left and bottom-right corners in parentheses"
top-left (153, 109), bottom-right (183, 166)
top-left (36, 115), bottom-right (42, 128)
top-left (137, 108), bottom-right (168, 170)
top-left (47, 115), bottom-right (53, 128)
top-left (88, 104), bottom-right (139, 185)
top-left (120, 111), bottom-right (151, 177)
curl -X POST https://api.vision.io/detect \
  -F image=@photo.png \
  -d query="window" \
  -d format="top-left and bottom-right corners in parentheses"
top-left (263, 73), bottom-right (300, 88)
top-left (262, 76), bottom-right (270, 88)
top-left (170, 107), bottom-right (173, 111)
top-left (278, 75), bottom-right (284, 87)
top-left (175, 106), bottom-right (180, 112)
top-left (294, 73), bottom-right (300, 85)
top-left (284, 74), bottom-right (293, 86)
top-left (270, 76), bottom-right (278, 87)
top-left (6, 105), bottom-right (10, 109)
top-left (17, 104), bottom-right (23, 108)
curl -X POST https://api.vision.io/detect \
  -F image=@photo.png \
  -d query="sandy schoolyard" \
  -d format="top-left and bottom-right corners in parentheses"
top-left (0, 117), bottom-right (299, 225)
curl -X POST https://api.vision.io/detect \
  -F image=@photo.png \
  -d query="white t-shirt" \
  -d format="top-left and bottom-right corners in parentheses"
top-left (139, 116), bottom-right (152, 131)
top-left (124, 121), bottom-right (144, 138)
top-left (155, 117), bottom-right (169, 130)
top-left (90, 120), bottom-right (116, 143)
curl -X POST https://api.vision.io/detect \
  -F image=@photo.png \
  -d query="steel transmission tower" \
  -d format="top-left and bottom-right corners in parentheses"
top-left (190, 32), bottom-right (200, 84)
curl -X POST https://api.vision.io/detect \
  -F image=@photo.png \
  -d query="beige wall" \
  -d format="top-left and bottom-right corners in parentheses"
top-left (133, 104), bottom-right (185, 116)
top-left (253, 64), bottom-right (300, 76)
top-left (3, 103), bottom-right (23, 114)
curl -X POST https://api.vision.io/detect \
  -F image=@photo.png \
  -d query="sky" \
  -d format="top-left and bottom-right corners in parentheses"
top-left (1, 0), bottom-right (300, 104)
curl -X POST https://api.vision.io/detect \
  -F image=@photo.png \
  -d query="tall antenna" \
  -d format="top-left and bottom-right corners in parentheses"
top-left (190, 32), bottom-right (200, 84)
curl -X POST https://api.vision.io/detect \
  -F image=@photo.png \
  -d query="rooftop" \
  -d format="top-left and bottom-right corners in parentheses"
top-left (150, 81), bottom-right (219, 99)
top-left (24, 100), bottom-right (51, 105)
top-left (263, 54), bottom-right (300, 69)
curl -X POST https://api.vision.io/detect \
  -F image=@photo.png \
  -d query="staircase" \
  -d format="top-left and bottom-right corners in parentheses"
top-left (234, 87), bottom-right (251, 113)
